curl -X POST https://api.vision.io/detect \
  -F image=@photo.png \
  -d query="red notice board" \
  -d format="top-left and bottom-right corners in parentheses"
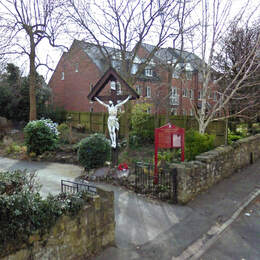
top-left (154, 123), bottom-right (185, 183)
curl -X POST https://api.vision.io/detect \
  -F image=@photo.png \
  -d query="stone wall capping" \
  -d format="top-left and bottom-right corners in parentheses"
top-left (175, 134), bottom-right (260, 204)
top-left (2, 188), bottom-right (115, 260)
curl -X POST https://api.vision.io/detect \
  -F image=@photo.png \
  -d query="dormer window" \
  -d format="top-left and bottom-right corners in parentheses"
top-left (145, 67), bottom-right (153, 77)
top-left (131, 64), bottom-right (138, 74)
top-left (186, 71), bottom-right (193, 80)
top-left (112, 60), bottom-right (121, 70)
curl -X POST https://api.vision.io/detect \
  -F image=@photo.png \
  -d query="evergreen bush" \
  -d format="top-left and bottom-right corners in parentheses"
top-left (130, 103), bottom-right (154, 145)
top-left (0, 170), bottom-right (90, 257)
top-left (24, 119), bottom-right (59, 155)
top-left (185, 129), bottom-right (215, 161)
top-left (77, 133), bottom-right (111, 170)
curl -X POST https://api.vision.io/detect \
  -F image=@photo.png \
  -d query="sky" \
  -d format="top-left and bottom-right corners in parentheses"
top-left (2, 0), bottom-right (259, 83)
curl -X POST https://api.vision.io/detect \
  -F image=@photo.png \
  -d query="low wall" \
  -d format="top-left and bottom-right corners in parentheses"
top-left (174, 134), bottom-right (260, 204)
top-left (1, 188), bottom-right (115, 260)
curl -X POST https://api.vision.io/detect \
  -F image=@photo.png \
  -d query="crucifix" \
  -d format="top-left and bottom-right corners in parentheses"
top-left (88, 67), bottom-right (139, 167)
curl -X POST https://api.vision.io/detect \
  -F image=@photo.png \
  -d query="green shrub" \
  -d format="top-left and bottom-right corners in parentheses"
top-left (228, 129), bottom-right (244, 144)
top-left (0, 170), bottom-right (90, 257)
top-left (24, 119), bottom-right (59, 155)
top-left (185, 129), bottom-right (215, 161)
top-left (77, 133), bottom-right (111, 170)
top-left (157, 149), bottom-right (181, 164)
top-left (130, 103), bottom-right (154, 145)
top-left (57, 123), bottom-right (70, 143)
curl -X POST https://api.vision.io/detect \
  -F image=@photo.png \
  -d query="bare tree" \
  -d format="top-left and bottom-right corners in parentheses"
top-left (214, 20), bottom-right (260, 128)
top-left (63, 0), bottom-right (193, 141)
top-left (64, 0), bottom-right (192, 82)
top-left (187, 0), bottom-right (260, 133)
top-left (0, 0), bottom-right (66, 120)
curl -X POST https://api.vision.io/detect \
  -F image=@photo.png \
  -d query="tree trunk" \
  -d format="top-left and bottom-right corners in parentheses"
top-left (29, 36), bottom-right (37, 121)
top-left (166, 64), bottom-right (174, 122)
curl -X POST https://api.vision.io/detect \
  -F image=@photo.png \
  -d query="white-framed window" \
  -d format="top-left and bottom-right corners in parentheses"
top-left (110, 81), bottom-right (116, 90)
top-left (182, 88), bottom-right (187, 97)
top-left (186, 71), bottom-right (193, 80)
top-left (75, 63), bottom-right (79, 72)
top-left (131, 64), bottom-right (138, 75)
top-left (172, 70), bottom-right (180, 78)
top-left (146, 86), bottom-right (151, 98)
top-left (171, 87), bottom-right (177, 96)
top-left (116, 82), bottom-right (122, 95)
top-left (136, 85), bottom-right (142, 96)
top-left (145, 67), bottom-right (153, 77)
top-left (61, 72), bottom-right (64, 80)
top-left (171, 108), bottom-right (177, 115)
top-left (198, 90), bottom-right (202, 100)
top-left (190, 109), bottom-right (193, 116)
top-left (190, 89), bottom-right (194, 99)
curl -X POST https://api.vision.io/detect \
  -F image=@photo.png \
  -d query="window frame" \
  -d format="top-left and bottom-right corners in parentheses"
top-left (145, 68), bottom-right (153, 77)
top-left (146, 86), bottom-right (151, 98)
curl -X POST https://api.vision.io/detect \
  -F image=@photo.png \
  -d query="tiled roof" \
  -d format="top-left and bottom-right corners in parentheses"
top-left (141, 43), bottom-right (203, 70)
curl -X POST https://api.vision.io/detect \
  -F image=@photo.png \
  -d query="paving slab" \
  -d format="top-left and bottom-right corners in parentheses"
top-left (200, 195), bottom-right (260, 260)
top-left (0, 157), bottom-right (83, 197)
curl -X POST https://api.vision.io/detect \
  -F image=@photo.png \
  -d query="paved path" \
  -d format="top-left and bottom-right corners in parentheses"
top-left (0, 157), bottom-right (83, 197)
top-left (0, 156), bottom-right (259, 260)
top-left (200, 195), bottom-right (260, 260)
top-left (93, 160), bottom-right (260, 260)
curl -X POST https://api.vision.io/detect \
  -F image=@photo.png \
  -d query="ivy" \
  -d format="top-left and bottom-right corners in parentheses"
top-left (0, 170), bottom-right (90, 257)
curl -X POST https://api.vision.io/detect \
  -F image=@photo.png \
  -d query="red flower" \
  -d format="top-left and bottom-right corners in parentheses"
top-left (118, 163), bottom-right (128, 171)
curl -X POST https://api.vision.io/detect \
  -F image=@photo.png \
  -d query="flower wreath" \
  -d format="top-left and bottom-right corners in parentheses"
top-left (118, 163), bottom-right (129, 171)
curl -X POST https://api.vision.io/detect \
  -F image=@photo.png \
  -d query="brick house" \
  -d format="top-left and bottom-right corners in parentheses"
top-left (48, 40), bottom-right (218, 115)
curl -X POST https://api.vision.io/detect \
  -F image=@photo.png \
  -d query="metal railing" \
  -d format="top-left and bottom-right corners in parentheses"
top-left (135, 162), bottom-right (178, 203)
top-left (61, 180), bottom-right (97, 195)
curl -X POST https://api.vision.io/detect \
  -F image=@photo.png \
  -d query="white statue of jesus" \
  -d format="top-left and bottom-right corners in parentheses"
top-left (95, 95), bottom-right (131, 148)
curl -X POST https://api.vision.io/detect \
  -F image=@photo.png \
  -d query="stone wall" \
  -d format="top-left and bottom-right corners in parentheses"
top-left (174, 134), bottom-right (260, 204)
top-left (1, 188), bottom-right (115, 260)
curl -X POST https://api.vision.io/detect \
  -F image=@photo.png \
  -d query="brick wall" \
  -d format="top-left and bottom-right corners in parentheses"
top-left (49, 41), bottom-right (219, 115)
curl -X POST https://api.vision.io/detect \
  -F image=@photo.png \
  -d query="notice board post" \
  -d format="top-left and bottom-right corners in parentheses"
top-left (154, 123), bottom-right (185, 184)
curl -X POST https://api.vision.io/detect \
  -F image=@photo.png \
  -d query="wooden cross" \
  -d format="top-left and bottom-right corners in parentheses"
top-left (96, 79), bottom-right (125, 166)
top-left (96, 78), bottom-right (129, 106)
top-left (88, 67), bottom-right (139, 168)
